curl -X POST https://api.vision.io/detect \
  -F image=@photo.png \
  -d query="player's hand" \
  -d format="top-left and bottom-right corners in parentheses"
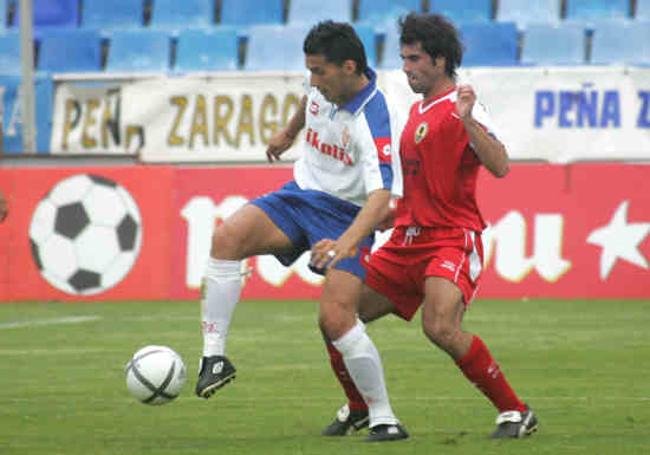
top-left (266, 129), bottom-right (296, 162)
top-left (311, 238), bottom-right (357, 271)
top-left (456, 84), bottom-right (476, 121)
top-left (0, 193), bottom-right (7, 223)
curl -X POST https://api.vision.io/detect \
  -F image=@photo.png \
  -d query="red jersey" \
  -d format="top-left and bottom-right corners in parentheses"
top-left (395, 87), bottom-right (498, 232)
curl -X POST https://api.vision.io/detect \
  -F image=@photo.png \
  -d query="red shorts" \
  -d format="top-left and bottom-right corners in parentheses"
top-left (364, 226), bottom-right (484, 321)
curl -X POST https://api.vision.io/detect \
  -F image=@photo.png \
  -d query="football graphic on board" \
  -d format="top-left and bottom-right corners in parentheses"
top-left (29, 174), bottom-right (142, 295)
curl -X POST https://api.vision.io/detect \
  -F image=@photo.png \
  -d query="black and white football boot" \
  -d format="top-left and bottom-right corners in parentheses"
top-left (195, 355), bottom-right (236, 399)
top-left (321, 404), bottom-right (370, 436)
top-left (490, 405), bottom-right (539, 438)
top-left (366, 423), bottom-right (410, 442)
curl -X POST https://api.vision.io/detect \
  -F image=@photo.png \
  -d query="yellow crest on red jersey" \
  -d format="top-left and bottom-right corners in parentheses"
top-left (415, 122), bottom-right (428, 143)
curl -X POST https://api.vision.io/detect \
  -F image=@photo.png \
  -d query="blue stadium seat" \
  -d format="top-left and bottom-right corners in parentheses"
top-left (357, 0), bottom-right (420, 23)
top-left (460, 22), bottom-right (519, 66)
top-left (429, 0), bottom-right (492, 24)
top-left (521, 24), bottom-right (585, 65)
top-left (220, 0), bottom-right (283, 25)
top-left (38, 29), bottom-right (102, 72)
top-left (82, 0), bottom-right (144, 31)
top-left (175, 28), bottom-right (239, 72)
top-left (245, 25), bottom-right (309, 71)
top-left (496, 0), bottom-right (561, 29)
top-left (565, 0), bottom-right (630, 23)
top-left (288, 0), bottom-right (352, 24)
top-left (591, 21), bottom-right (650, 65)
top-left (150, 0), bottom-right (214, 30)
top-left (0, 0), bottom-right (7, 32)
top-left (636, 0), bottom-right (650, 21)
top-left (12, 0), bottom-right (79, 28)
top-left (0, 33), bottom-right (20, 74)
top-left (106, 30), bottom-right (171, 72)
top-left (354, 23), bottom-right (377, 67)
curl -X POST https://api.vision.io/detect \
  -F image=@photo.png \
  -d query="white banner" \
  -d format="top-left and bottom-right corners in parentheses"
top-left (50, 82), bottom-right (144, 155)
top-left (122, 74), bottom-right (305, 162)
top-left (51, 67), bottom-right (650, 162)
top-left (382, 66), bottom-right (650, 163)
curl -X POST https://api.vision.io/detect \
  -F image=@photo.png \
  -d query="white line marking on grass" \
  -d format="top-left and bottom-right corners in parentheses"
top-left (0, 315), bottom-right (101, 330)
top-left (0, 348), bottom-right (109, 356)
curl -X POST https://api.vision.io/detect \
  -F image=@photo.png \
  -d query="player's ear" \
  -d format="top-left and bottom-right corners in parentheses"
top-left (434, 55), bottom-right (446, 70)
top-left (342, 59), bottom-right (357, 75)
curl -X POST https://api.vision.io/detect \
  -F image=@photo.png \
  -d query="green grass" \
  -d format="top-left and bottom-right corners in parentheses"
top-left (1, 299), bottom-right (649, 455)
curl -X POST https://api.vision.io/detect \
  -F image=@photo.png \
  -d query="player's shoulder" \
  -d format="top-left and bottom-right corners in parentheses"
top-left (360, 90), bottom-right (393, 137)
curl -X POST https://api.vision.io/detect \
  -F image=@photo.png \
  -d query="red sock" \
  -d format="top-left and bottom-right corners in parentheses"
top-left (456, 336), bottom-right (526, 413)
top-left (325, 342), bottom-right (367, 412)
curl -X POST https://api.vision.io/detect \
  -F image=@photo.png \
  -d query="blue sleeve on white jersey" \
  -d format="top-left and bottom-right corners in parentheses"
top-left (379, 163), bottom-right (393, 190)
top-left (362, 92), bottom-right (394, 191)
top-left (363, 91), bottom-right (392, 140)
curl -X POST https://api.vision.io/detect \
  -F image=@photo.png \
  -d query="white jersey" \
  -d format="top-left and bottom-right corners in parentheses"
top-left (294, 69), bottom-right (403, 207)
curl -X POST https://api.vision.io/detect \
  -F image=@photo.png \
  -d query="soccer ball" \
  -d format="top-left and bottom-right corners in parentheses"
top-left (125, 345), bottom-right (187, 405)
top-left (29, 174), bottom-right (142, 295)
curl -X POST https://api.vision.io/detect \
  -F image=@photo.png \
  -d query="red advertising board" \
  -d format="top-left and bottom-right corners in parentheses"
top-left (0, 163), bottom-right (648, 301)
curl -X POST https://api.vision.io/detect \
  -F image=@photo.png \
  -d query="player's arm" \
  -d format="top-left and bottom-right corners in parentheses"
top-left (0, 190), bottom-right (7, 223)
top-left (456, 85), bottom-right (509, 178)
top-left (266, 95), bottom-right (307, 162)
top-left (311, 188), bottom-right (391, 269)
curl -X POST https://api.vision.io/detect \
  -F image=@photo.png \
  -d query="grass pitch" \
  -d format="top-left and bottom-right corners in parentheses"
top-left (1, 299), bottom-right (649, 455)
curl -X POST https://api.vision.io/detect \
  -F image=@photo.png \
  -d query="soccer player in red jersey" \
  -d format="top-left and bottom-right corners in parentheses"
top-left (312, 13), bottom-right (539, 438)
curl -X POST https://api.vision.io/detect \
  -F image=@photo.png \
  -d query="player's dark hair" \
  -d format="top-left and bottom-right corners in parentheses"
top-left (303, 21), bottom-right (368, 75)
top-left (398, 13), bottom-right (463, 79)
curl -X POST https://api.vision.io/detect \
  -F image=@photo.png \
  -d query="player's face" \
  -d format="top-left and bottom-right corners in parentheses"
top-left (305, 54), bottom-right (352, 105)
top-left (400, 42), bottom-right (444, 97)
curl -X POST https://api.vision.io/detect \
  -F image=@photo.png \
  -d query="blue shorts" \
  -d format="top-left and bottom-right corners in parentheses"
top-left (251, 181), bottom-right (374, 279)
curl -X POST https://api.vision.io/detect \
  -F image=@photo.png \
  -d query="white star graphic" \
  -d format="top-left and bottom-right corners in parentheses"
top-left (587, 201), bottom-right (650, 280)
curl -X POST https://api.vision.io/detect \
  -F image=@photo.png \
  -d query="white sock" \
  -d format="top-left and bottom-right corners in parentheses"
top-left (201, 258), bottom-right (242, 357)
top-left (332, 320), bottom-right (398, 427)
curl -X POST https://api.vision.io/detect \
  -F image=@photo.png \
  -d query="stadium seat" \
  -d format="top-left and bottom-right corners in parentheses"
top-left (12, 0), bottom-right (79, 28)
top-left (591, 21), bottom-right (650, 65)
top-left (150, 0), bottom-right (214, 30)
top-left (354, 23), bottom-right (377, 67)
top-left (565, 0), bottom-right (630, 23)
top-left (287, 0), bottom-right (352, 25)
top-left (0, 32), bottom-right (20, 74)
top-left (460, 22), bottom-right (519, 66)
top-left (357, 0), bottom-right (421, 23)
top-left (175, 28), bottom-right (239, 72)
top-left (220, 0), bottom-right (283, 25)
top-left (106, 30), bottom-right (171, 72)
top-left (636, 0), bottom-right (650, 20)
top-left (245, 25), bottom-right (309, 71)
top-left (0, 0), bottom-right (7, 32)
top-left (82, 0), bottom-right (144, 31)
top-left (429, 0), bottom-right (492, 24)
top-left (521, 24), bottom-right (585, 65)
top-left (496, 0), bottom-right (561, 29)
top-left (38, 29), bottom-right (102, 72)
top-left (379, 26), bottom-right (401, 69)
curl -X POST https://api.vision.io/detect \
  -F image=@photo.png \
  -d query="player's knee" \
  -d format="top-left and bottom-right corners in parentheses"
top-left (319, 307), bottom-right (354, 341)
top-left (422, 312), bottom-right (457, 351)
top-left (210, 221), bottom-right (246, 259)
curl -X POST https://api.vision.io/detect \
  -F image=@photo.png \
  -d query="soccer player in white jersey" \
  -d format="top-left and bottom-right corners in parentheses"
top-left (196, 21), bottom-right (408, 442)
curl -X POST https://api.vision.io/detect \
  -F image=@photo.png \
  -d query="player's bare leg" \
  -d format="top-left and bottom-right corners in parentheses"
top-left (197, 204), bottom-right (294, 399)
top-left (421, 277), bottom-right (538, 438)
top-left (320, 270), bottom-right (408, 442)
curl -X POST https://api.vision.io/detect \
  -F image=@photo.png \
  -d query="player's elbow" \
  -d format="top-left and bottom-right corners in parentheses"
top-left (492, 161), bottom-right (510, 178)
